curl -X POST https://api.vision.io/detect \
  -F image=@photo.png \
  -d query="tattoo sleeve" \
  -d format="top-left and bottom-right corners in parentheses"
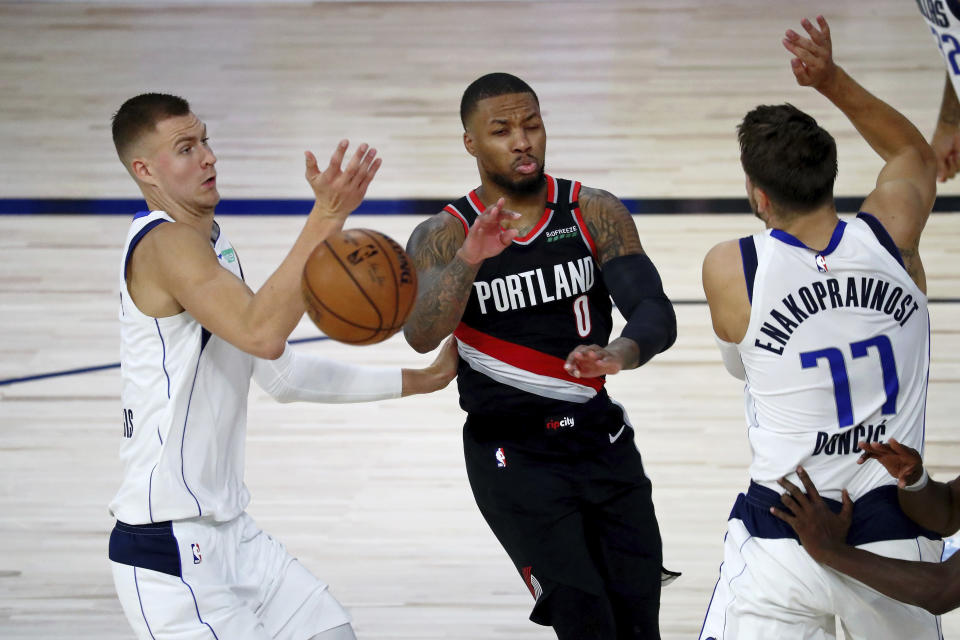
top-left (403, 213), bottom-right (479, 352)
top-left (578, 187), bottom-right (644, 264)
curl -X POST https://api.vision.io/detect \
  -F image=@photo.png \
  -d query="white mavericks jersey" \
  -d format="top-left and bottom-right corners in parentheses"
top-left (736, 213), bottom-right (929, 500)
top-left (110, 210), bottom-right (254, 524)
top-left (919, 0), bottom-right (960, 97)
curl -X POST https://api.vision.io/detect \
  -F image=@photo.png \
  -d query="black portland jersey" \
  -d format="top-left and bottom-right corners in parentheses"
top-left (446, 175), bottom-right (613, 415)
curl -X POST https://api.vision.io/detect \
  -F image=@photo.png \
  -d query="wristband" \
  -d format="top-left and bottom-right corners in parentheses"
top-left (902, 468), bottom-right (929, 492)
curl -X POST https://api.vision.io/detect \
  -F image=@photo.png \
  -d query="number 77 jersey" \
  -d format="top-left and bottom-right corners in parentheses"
top-left (735, 214), bottom-right (929, 500)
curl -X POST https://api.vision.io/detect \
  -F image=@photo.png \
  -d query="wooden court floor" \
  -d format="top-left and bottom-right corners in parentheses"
top-left (1, 1), bottom-right (960, 638)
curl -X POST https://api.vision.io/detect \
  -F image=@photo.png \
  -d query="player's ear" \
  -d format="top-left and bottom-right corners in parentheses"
top-left (131, 157), bottom-right (157, 186)
top-left (463, 130), bottom-right (477, 158)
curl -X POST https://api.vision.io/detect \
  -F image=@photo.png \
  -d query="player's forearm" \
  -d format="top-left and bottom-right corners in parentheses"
top-left (898, 477), bottom-right (959, 536)
top-left (247, 213), bottom-right (344, 356)
top-left (938, 72), bottom-right (960, 128)
top-left (400, 365), bottom-right (455, 397)
top-left (820, 545), bottom-right (957, 615)
top-left (818, 66), bottom-right (932, 163)
top-left (604, 337), bottom-right (641, 371)
top-left (403, 252), bottom-right (479, 353)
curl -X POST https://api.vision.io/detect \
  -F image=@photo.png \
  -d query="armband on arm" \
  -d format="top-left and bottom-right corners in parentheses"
top-left (602, 253), bottom-right (677, 366)
top-left (253, 345), bottom-right (402, 404)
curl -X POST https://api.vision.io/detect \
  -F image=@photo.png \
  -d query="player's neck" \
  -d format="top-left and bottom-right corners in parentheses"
top-left (770, 205), bottom-right (840, 251)
top-left (144, 192), bottom-right (216, 237)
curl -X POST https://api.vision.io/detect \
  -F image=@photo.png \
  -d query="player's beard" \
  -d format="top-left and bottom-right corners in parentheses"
top-left (490, 166), bottom-right (546, 195)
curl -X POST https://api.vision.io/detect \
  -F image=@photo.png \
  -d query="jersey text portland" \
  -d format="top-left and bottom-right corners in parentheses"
top-left (446, 176), bottom-right (612, 415)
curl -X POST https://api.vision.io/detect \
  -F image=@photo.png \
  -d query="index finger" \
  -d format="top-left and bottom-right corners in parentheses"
top-left (796, 466), bottom-right (821, 502)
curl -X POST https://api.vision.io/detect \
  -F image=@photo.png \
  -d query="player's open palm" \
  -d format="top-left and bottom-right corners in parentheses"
top-left (304, 139), bottom-right (382, 221)
top-left (857, 438), bottom-right (925, 488)
top-left (459, 198), bottom-right (520, 264)
top-left (783, 16), bottom-right (836, 89)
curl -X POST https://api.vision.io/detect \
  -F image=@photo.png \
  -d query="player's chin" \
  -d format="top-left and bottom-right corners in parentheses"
top-left (510, 172), bottom-right (545, 194)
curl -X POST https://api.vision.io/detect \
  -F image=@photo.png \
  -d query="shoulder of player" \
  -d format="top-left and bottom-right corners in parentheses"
top-left (577, 185), bottom-right (630, 218)
top-left (405, 210), bottom-right (466, 269)
top-left (860, 181), bottom-right (930, 251)
top-left (702, 239), bottom-right (744, 296)
top-left (576, 185), bottom-right (642, 263)
top-left (132, 221), bottom-right (218, 280)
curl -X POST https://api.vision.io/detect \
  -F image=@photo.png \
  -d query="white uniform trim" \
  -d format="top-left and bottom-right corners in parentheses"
top-left (456, 340), bottom-right (597, 403)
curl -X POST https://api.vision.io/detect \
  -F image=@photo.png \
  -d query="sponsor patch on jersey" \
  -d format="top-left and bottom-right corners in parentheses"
top-left (544, 415), bottom-right (575, 431)
top-left (495, 447), bottom-right (507, 468)
top-left (191, 543), bottom-right (202, 564)
top-left (545, 225), bottom-right (579, 243)
top-left (218, 248), bottom-right (237, 263)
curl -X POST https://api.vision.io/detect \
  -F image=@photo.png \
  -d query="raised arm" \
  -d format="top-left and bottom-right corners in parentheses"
top-left (132, 141), bottom-right (380, 359)
top-left (783, 16), bottom-right (936, 289)
top-left (932, 72), bottom-right (960, 183)
top-left (403, 199), bottom-right (518, 353)
top-left (564, 188), bottom-right (676, 378)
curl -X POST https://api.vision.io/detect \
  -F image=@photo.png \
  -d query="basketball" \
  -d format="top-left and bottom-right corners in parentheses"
top-left (301, 228), bottom-right (418, 345)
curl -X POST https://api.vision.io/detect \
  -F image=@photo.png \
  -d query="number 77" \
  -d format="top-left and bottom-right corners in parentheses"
top-left (799, 335), bottom-right (899, 428)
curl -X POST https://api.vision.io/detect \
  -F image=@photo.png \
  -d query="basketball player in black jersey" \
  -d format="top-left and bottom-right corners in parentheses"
top-left (403, 73), bottom-right (677, 639)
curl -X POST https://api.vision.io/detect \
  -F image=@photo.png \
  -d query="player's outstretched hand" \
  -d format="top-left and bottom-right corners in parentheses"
top-left (564, 344), bottom-right (621, 379)
top-left (304, 139), bottom-right (382, 221)
top-left (932, 123), bottom-right (960, 182)
top-left (783, 15), bottom-right (836, 89)
top-left (857, 437), bottom-right (925, 488)
top-left (457, 198), bottom-right (520, 265)
top-left (771, 466), bottom-right (852, 563)
top-left (402, 336), bottom-right (459, 396)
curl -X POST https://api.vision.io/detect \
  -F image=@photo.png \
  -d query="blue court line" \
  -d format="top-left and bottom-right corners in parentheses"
top-left (3, 196), bottom-right (960, 215)
top-left (4, 300), bottom-right (960, 388)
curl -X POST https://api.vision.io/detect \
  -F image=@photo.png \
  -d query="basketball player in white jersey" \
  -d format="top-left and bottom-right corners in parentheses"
top-left (918, 0), bottom-right (960, 182)
top-left (108, 93), bottom-right (457, 640)
top-left (699, 16), bottom-right (941, 639)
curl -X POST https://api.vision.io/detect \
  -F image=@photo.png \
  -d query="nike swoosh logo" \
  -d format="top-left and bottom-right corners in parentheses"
top-left (609, 425), bottom-right (626, 444)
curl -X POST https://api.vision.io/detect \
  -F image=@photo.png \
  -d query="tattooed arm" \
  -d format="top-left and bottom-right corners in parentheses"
top-left (563, 187), bottom-right (675, 378)
top-left (578, 187), bottom-right (644, 264)
top-left (403, 214), bottom-right (477, 353)
top-left (403, 199), bottom-right (519, 353)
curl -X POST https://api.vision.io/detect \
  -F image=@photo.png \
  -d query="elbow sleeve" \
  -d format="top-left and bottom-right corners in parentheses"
top-left (253, 345), bottom-right (402, 404)
top-left (602, 253), bottom-right (677, 365)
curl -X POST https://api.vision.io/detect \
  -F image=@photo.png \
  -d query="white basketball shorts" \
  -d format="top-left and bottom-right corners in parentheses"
top-left (109, 512), bottom-right (351, 640)
top-left (699, 483), bottom-right (944, 640)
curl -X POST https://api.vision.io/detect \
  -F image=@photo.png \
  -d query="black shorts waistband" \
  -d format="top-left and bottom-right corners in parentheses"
top-left (732, 481), bottom-right (941, 546)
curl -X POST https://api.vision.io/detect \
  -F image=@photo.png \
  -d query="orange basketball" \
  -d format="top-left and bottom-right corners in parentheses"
top-left (301, 228), bottom-right (418, 345)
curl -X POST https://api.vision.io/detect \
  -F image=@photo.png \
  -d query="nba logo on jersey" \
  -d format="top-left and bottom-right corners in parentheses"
top-left (815, 254), bottom-right (828, 272)
top-left (495, 447), bottom-right (507, 468)
top-left (191, 543), bottom-right (202, 564)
